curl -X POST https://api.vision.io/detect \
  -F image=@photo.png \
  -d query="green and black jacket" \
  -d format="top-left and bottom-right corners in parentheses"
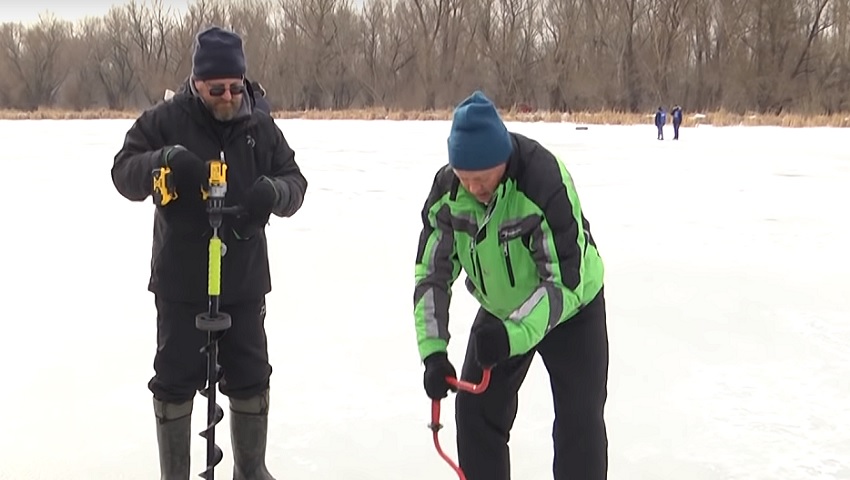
top-left (414, 133), bottom-right (604, 361)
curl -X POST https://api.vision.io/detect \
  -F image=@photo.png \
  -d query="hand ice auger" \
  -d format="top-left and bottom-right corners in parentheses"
top-left (428, 368), bottom-right (492, 480)
top-left (196, 151), bottom-right (243, 480)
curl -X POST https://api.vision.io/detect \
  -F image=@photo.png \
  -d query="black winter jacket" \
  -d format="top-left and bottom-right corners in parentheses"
top-left (111, 82), bottom-right (307, 303)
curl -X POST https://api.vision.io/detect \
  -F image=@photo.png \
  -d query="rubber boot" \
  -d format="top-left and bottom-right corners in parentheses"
top-left (154, 397), bottom-right (193, 480)
top-left (230, 389), bottom-right (276, 480)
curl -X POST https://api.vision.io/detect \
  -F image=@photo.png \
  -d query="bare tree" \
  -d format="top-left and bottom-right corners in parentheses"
top-left (611, 0), bottom-right (648, 112)
top-left (539, 0), bottom-right (584, 111)
top-left (646, 0), bottom-right (693, 102)
top-left (126, 0), bottom-right (181, 104)
top-left (357, 0), bottom-right (416, 106)
top-left (402, 0), bottom-right (470, 109)
top-left (88, 8), bottom-right (138, 109)
top-left (279, 0), bottom-right (349, 108)
top-left (475, 0), bottom-right (540, 106)
top-left (64, 19), bottom-right (102, 109)
top-left (0, 15), bottom-right (70, 109)
top-left (0, 0), bottom-right (849, 115)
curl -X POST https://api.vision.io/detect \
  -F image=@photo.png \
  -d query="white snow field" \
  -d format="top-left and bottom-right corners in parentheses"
top-left (0, 118), bottom-right (847, 480)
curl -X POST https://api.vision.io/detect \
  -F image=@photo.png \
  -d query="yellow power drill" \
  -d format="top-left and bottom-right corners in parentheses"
top-left (151, 146), bottom-right (190, 207)
top-left (152, 165), bottom-right (177, 206)
top-left (151, 147), bottom-right (230, 207)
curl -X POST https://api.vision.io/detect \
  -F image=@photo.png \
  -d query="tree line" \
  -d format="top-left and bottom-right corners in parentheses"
top-left (1, 0), bottom-right (848, 115)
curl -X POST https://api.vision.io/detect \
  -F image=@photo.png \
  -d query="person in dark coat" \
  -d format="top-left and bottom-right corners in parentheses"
top-left (671, 105), bottom-right (683, 140)
top-left (654, 107), bottom-right (666, 140)
top-left (111, 25), bottom-right (307, 480)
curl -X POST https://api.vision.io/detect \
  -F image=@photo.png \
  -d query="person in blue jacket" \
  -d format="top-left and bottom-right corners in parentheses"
top-left (654, 107), bottom-right (666, 140)
top-left (671, 105), bottom-right (683, 140)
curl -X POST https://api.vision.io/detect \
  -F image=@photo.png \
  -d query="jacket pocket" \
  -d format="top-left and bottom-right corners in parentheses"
top-left (497, 215), bottom-right (542, 288)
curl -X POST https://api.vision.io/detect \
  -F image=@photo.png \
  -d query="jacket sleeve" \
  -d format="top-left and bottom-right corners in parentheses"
top-left (111, 109), bottom-right (169, 202)
top-left (111, 109), bottom-right (168, 202)
top-left (413, 170), bottom-right (462, 361)
top-left (262, 124), bottom-right (307, 218)
top-left (503, 159), bottom-right (588, 356)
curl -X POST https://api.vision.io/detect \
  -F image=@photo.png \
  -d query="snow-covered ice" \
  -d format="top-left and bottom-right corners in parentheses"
top-left (0, 119), bottom-right (847, 479)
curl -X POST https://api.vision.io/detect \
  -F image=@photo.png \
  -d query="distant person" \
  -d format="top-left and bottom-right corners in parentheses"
top-left (654, 106), bottom-right (666, 140)
top-left (413, 90), bottom-right (608, 480)
top-left (111, 25), bottom-right (307, 479)
top-left (671, 105), bottom-right (683, 140)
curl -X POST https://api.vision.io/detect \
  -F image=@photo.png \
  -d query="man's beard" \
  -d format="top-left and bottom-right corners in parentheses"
top-left (206, 98), bottom-right (241, 121)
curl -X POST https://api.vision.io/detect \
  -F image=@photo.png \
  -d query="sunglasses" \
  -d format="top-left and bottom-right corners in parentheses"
top-left (207, 82), bottom-right (245, 97)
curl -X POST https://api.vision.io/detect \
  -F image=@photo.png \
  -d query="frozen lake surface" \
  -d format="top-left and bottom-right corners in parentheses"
top-left (0, 119), bottom-right (847, 479)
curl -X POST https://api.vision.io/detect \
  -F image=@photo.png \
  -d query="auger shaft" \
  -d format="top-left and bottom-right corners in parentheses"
top-left (194, 151), bottom-right (235, 479)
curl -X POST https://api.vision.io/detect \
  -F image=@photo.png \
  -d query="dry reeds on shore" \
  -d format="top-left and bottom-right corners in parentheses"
top-left (0, 107), bottom-right (848, 127)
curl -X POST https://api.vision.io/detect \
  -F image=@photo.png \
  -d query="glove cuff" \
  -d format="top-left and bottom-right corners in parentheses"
top-left (423, 351), bottom-right (449, 367)
top-left (257, 176), bottom-right (280, 202)
top-left (161, 145), bottom-right (187, 167)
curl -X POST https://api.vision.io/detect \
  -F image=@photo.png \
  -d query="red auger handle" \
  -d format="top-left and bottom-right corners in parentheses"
top-left (446, 368), bottom-right (492, 394)
top-left (429, 368), bottom-right (492, 480)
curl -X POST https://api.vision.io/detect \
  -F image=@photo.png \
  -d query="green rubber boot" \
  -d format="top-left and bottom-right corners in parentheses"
top-left (230, 389), bottom-right (276, 480)
top-left (153, 397), bottom-right (193, 480)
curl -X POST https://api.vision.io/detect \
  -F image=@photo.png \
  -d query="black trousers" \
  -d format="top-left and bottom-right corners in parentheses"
top-left (148, 296), bottom-right (273, 403)
top-left (456, 288), bottom-right (609, 480)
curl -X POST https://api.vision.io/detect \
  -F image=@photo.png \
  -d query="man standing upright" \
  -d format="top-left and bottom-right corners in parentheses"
top-left (671, 105), bottom-right (683, 140)
top-left (111, 26), bottom-right (308, 480)
top-left (655, 106), bottom-right (666, 140)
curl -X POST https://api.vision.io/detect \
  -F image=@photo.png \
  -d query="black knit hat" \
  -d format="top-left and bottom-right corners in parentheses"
top-left (191, 26), bottom-right (246, 80)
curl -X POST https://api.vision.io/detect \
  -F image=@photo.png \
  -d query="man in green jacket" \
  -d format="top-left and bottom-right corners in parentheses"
top-left (413, 90), bottom-right (608, 480)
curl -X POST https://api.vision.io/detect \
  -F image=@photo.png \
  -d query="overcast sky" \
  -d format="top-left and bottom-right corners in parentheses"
top-left (0, 1), bottom-right (193, 25)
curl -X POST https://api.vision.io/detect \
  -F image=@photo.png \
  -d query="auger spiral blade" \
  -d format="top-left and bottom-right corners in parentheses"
top-left (195, 319), bottom-right (230, 480)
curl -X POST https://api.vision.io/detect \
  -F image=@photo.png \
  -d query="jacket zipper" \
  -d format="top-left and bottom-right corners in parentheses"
top-left (469, 244), bottom-right (488, 295)
top-left (503, 241), bottom-right (516, 287)
top-left (469, 246), bottom-right (476, 279)
top-left (469, 191), bottom-right (502, 297)
top-left (475, 250), bottom-right (488, 295)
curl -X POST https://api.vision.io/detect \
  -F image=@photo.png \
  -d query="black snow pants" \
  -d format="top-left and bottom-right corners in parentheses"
top-left (455, 288), bottom-right (609, 480)
top-left (148, 296), bottom-right (273, 403)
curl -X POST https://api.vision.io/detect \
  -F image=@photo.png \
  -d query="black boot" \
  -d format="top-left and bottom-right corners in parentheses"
top-left (230, 389), bottom-right (276, 480)
top-left (153, 397), bottom-right (193, 480)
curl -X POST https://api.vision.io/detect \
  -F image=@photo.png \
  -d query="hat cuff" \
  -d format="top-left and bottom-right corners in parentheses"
top-left (192, 68), bottom-right (245, 80)
top-left (448, 134), bottom-right (512, 171)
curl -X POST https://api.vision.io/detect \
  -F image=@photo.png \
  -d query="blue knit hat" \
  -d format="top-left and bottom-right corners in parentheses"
top-left (191, 26), bottom-right (246, 80)
top-left (447, 91), bottom-right (512, 171)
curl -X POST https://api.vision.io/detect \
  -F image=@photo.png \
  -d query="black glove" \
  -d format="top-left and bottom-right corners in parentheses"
top-left (472, 315), bottom-right (511, 368)
top-left (163, 145), bottom-right (206, 200)
top-left (242, 177), bottom-right (278, 224)
top-left (232, 177), bottom-right (278, 238)
top-left (423, 352), bottom-right (457, 400)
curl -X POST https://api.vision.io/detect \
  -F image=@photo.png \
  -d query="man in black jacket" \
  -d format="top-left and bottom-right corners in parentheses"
top-left (111, 26), bottom-right (307, 480)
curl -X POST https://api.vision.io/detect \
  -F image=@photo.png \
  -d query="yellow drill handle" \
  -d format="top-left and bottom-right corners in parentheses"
top-left (209, 160), bottom-right (227, 186)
